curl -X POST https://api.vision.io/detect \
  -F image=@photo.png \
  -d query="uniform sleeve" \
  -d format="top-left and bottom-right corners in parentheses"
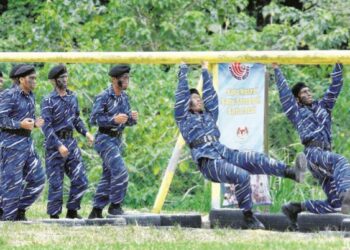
top-left (274, 68), bottom-right (301, 126)
top-left (73, 97), bottom-right (88, 136)
top-left (174, 64), bottom-right (190, 124)
top-left (41, 98), bottom-right (63, 149)
top-left (90, 93), bottom-right (117, 127)
top-left (319, 63), bottom-right (343, 111)
top-left (202, 69), bottom-right (219, 122)
top-left (0, 91), bottom-right (21, 129)
top-left (125, 97), bottom-right (137, 127)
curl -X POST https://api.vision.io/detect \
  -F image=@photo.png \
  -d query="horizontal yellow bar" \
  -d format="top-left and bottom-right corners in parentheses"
top-left (0, 51), bottom-right (349, 64)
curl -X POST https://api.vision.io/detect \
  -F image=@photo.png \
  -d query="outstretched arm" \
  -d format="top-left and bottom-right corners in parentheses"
top-left (273, 64), bottom-right (301, 126)
top-left (319, 63), bottom-right (343, 111)
top-left (202, 62), bottom-right (218, 122)
top-left (174, 63), bottom-right (190, 124)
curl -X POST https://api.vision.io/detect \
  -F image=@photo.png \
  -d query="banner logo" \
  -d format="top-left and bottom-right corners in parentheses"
top-left (236, 126), bottom-right (249, 140)
top-left (229, 63), bottom-right (250, 80)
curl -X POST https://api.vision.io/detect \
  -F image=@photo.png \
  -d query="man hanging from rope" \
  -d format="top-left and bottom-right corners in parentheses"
top-left (174, 61), bottom-right (307, 229)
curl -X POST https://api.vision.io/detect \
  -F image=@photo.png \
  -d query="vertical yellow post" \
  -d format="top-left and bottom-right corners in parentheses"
top-left (210, 63), bottom-right (221, 209)
top-left (152, 135), bottom-right (186, 213)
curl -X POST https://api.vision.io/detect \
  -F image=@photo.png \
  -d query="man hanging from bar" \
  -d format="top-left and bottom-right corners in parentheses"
top-left (175, 61), bottom-right (308, 230)
top-left (41, 64), bottom-right (94, 219)
top-left (273, 63), bottom-right (350, 230)
top-left (88, 64), bottom-right (138, 219)
top-left (0, 64), bottom-right (45, 221)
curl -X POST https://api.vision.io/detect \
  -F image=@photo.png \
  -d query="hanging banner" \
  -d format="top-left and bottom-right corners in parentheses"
top-left (217, 63), bottom-right (271, 206)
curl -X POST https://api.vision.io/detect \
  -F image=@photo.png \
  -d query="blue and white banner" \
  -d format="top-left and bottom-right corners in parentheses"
top-left (217, 63), bottom-right (272, 206)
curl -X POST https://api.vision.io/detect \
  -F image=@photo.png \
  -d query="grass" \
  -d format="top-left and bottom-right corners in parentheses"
top-left (0, 223), bottom-right (349, 250)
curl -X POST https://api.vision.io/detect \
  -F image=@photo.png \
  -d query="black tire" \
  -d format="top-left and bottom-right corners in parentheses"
top-left (209, 209), bottom-right (245, 229)
top-left (160, 214), bottom-right (202, 228)
top-left (341, 218), bottom-right (350, 231)
top-left (39, 218), bottom-right (86, 227)
top-left (85, 218), bottom-right (126, 226)
top-left (107, 213), bottom-right (161, 226)
top-left (297, 213), bottom-right (349, 232)
top-left (256, 213), bottom-right (290, 231)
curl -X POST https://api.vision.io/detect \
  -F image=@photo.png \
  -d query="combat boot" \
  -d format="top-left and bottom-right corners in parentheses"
top-left (50, 214), bottom-right (59, 219)
top-left (341, 190), bottom-right (350, 214)
top-left (66, 209), bottom-right (83, 219)
top-left (15, 209), bottom-right (27, 221)
top-left (242, 210), bottom-right (265, 230)
top-left (88, 207), bottom-right (103, 219)
top-left (282, 202), bottom-right (303, 231)
top-left (108, 203), bottom-right (124, 216)
top-left (284, 153), bottom-right (307, 183)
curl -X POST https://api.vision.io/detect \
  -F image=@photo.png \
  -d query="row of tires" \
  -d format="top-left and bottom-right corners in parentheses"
top-left (9, 209), bottom-right (349, 231)
top-left (21, 213), bottom-right (203, 228)
top-left (210, 209), bottom-right (350, 231)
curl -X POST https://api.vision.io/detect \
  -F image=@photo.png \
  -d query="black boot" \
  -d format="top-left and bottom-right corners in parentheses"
top-left (242, 210), bottom-right (265, 230)
top-left (0, 208), bottom-right (3, 219)
top-left (50, 214), bottom-right (59, 219)
top-left (282, 202), bottom-right (303, 231)
top-left (66, 209), bottom-right (83, 219)
top-left (341, 190), bottom-right (350, 214)
top-left (15, 209), bottom-right (27, 221)
top-left (284, 153), bottom-right (307, 183)
top-left (108, 203), bottom-right (124, 216)
top-left (88, 207), bottom-right (103, 219)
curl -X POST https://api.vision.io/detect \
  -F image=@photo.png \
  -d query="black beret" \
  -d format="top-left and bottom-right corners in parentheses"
top-left (109, 64), bottom-right (130, 78)
top-left (292, 82), bottom-right (308, 97)
top-left (48, 64), bottom-right (67, 79)
top-left (9, 64), bottom-right (25, 79)
top-left (190, 88), bottom-right (200, 95)
top-left (13, 64), bottom-right (36, 78)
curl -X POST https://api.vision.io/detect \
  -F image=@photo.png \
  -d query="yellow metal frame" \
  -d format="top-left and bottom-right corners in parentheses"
top-left (0, 50), bottom-right (349, 64)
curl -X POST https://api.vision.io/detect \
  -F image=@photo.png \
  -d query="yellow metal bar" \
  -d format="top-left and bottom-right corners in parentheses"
top-left (0, 51), bottom-right (349, 64)
top-left (210, 63), bottom-right (221, 209)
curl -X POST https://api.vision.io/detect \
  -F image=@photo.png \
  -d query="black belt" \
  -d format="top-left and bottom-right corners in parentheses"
top-left (189, 135), bottom-right (218, 148)
top-left (99, 127), bottom-right (122, 137)
top-left (2, 128), bottom-right (31, 137)
top-left (56, 129), bottom-right (73, 139)
top-left (304, 141), bottom-right (331, 151)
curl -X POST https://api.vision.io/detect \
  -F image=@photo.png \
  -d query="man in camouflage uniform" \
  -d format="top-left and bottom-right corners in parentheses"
top-left (175, 62), bottom-right (307, 229)
top-left (88, 64), bottom-right (138, 219)
top-left (0, 64), bottom-right (45, 221)
top-left (273, 63), bottom-right (350, 230)
top-left (41, 64), bottom-right (94, 219)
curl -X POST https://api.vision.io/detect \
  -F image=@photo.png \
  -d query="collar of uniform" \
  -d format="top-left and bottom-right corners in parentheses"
top-left (50, 88), bottom-right (73, 98)
top-left (14, 84), bottom-right (33, 97)
top-left (107, 85), bottom-right (124, 98)
top-left (299, 100), bottom-right (317, 110)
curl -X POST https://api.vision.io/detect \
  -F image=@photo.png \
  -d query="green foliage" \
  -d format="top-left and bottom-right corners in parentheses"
top-left (1, 0), bottom-right (350, 212)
